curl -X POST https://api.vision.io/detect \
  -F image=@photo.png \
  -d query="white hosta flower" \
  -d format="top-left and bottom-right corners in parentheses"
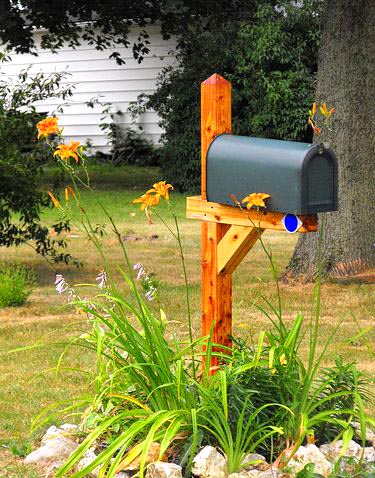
top-left (145, 286), bottom-right (156, 302)
top-left (96, 270), bottom-right (108, 289)
top-left (133, 262), bottom-right (158, 301)
top-left (67, 289), bottom-right (75, 303)
top-left (55, 274), bottom-right (68, 294)
top-left (133, 262), bottom-right (145, 280)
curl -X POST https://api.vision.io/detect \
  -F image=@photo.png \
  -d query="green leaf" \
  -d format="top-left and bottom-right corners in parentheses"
top-left (296, 463), bottom-right (316, 478)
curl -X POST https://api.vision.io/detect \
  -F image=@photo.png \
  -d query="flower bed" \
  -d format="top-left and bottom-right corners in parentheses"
top-left (23, 118), bottom-right (375, 478)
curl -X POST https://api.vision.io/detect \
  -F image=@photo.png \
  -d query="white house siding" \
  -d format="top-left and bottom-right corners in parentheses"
top-left (0, 25), bottom-right (177, 151)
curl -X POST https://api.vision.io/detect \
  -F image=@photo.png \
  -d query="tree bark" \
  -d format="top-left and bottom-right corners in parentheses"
top-left (286, 0), bottom-right (375, 280)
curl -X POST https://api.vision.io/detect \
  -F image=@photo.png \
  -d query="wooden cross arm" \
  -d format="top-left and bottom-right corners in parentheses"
top-left (186, 196), bottom-right (318, 233)
top-left (217, 225), bottom-right (263, 275)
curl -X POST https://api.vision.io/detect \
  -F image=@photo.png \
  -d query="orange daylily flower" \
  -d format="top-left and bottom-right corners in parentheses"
top-left (64, 186), bottom-right (77, 202)
top-left (319, 102), bottom-right (336, 118)
top-left (147, 181), bottom-right (174, 201)
top-left (309, 102), bottom-right (317, 117)
top-left (48, 191), bottom-right (60, 208)
top-left (133, 193), bottom-right (161, 224)
top-left (133, 193), bottom-right (161, 211)
top-left (54, 141), bottom-right (81, 163)
top-left (37, 117), bottom-right (60, 139)
top-left (242, 193), bottom-right (270, 209)
top-left (307, 118), bottom-right (322, 135)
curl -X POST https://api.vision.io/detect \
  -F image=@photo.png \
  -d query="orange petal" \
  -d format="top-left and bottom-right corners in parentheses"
top-left (66, 186), bottom-right (77, 200)
top-left (48, 191), bottom-right (60, 208)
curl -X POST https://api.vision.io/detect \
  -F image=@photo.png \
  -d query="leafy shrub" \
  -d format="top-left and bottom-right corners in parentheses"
top-left (313, 357), bottom-right (374, 444)
top-left (104, 125), bottom-right (160, 167)
top-left (229, 3), bottom-right (321, 142)
top-left (96, 103), bottom-right (160, 166)
top-left (140, 1), bottom-right (323, 191)
top-left (0, 264), bottom-right (34, 307)
top-left (0, 57), bottom-right (76, 264)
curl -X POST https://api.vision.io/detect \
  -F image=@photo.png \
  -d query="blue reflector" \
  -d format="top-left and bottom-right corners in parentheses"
top-left (282, 214), bottom-right (302, 233)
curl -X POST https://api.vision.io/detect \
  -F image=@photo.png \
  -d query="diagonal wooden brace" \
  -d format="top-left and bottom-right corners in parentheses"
top-left (217, 225), bottom-right (264, 275)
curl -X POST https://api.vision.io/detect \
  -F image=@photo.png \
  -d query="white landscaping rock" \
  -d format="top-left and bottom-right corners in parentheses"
top-left (75, 447), bottom-right (101, 477)
top-left (319, 439), bottom-right (363, 462)
top-left (60, 423), bottom-right (79, 432)
top-left (241, 453), bottom-right (267, 471)
top-left (43, 460), bottom-right (67, 478)
top-left (247, 469), bottom-right (281, 477)
top-left (24, 434), bottom-right (79, 467)
top-left (228, 465), bottom-right (283, 478)
top-left (41, 425), bottom-right (61, 445)
top-left (352, 422), bottom-right (375, 446)
top-left (286, 444), bottom-right (333, 477)
top-left (229, 473), bottom-right (251, 478)
top-left (192, 446), bottom-right (228, 478)
top-left (146, 461), bottom-right (183, 478)
top-left (364, 447), bottom-right (375, 463)
top-left (228, 471), bottom-right (251, 478)
top-left (41, 424), bottom-right (79, 446)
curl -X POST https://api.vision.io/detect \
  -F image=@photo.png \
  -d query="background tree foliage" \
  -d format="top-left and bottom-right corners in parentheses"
top-left (141, 1), bottom-right (322, 191)
top-left (0, 63), bottom-right (77, 263)
top-left (0, 0), bottom-right (257, 62)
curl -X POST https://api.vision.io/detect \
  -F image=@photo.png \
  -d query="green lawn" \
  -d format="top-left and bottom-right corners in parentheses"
top-left (0, 165), bottom-right (374, 477)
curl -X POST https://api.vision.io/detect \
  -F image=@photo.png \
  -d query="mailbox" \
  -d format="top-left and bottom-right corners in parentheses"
top-left (206, 134), bottom-right (338, 215)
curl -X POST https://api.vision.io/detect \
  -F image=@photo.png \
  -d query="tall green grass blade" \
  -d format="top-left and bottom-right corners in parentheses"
top-left (221, 370), bottom-right (228, 421)
top-left (56, 409), bottom-right (150, 477)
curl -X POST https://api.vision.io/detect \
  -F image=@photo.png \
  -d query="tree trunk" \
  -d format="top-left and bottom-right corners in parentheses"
top-left (286, 0), bottom-right (375, 280)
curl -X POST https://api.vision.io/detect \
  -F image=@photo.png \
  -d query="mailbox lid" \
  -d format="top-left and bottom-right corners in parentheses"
top-left (206, 134), bottom-right (337, 214)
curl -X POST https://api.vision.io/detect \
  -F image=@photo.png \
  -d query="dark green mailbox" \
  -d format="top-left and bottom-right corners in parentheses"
top-left (206, 134), bottom-right (338, 215)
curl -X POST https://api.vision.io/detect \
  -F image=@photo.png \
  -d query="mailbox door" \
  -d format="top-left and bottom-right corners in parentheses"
top-left (302, 148), bottom-right (338, 213)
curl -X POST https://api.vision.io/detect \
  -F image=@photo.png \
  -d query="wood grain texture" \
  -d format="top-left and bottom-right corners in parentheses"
top-left (217, 225), bottom-right (263, 275)
top-left (187, 196), bottom-right (318, 233)
top-left (201, 74), bottom-right (231, 200)
top-left (201, 222), bottom-right (232, 369)
top-left (200, 74), bottom-right (232, 371)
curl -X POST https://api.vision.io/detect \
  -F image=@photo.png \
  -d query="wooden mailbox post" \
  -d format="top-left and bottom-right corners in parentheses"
top-left (186, 73), bottom-right (320, 369)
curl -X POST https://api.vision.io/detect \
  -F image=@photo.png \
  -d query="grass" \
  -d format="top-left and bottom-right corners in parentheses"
top-left (0, 164), bottom-right (374, 476)
top-left (0, 265), bottom-right (34, 308)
